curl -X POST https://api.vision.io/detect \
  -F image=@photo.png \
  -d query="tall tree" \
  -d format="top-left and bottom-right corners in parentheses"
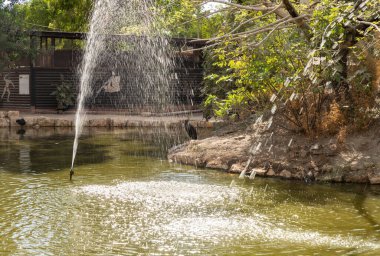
top-left (190, 0), bottom-right (379, 132)
top-left (20, 0), bottom-right (92, 32)
top-left (0, 0), bottom-right (29, 72)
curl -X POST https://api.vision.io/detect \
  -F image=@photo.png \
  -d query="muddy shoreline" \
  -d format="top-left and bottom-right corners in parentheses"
top-left (168, 119), bottom-right (380, 185)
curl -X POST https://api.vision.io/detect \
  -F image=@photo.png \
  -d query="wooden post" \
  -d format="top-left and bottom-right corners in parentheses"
top-left (51, 37), bottom-right (55, 67)
top-left (30, 34), bottom-right (37, 112)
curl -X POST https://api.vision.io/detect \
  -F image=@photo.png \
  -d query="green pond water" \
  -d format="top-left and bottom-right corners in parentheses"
top-left (1, 127), bottom-right (380, 255)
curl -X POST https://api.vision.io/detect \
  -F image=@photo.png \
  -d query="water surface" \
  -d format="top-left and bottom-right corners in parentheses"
top-left (1, 128), bottom-right (380, 255)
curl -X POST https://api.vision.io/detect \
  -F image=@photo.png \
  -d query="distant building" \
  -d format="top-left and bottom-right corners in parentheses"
top-left (0, 31), bottom-right (205, 113)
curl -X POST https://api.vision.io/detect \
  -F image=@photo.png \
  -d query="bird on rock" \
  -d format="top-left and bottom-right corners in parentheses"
top-left (184, 119), bottom-right (197, 140)
top-left (16, 118), bottom-right (26, 127)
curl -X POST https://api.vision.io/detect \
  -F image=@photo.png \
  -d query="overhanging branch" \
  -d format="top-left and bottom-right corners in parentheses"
top-left (282, 0), bottom-right (313, 40)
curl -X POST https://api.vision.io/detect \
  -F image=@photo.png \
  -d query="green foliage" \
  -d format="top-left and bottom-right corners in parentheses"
top-left (307, 0), bottom-right (379, 86)
top-left (0, 1), bottom-right (29, 72)
top-left (50, 75), bottom-right (76, 110)
top-left (155, 0), bottom-right (223, 38)
top-left (18, 0), bottom-right (92, 32)
top-left (200, 0), bottom-right (379, 126)
top-left (205, 87), bottom-right (255, 120)
top-left (202, 17), bottom-right (308, 119)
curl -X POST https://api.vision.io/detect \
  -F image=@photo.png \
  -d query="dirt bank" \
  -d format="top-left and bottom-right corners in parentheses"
top-left (168, 119), bottom-right (380, 184)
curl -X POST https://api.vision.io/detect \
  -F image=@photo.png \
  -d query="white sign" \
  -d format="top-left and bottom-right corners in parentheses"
top-left (19, 75), bottom-right (29, 95)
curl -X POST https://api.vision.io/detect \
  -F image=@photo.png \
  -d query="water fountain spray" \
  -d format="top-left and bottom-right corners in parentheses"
top-left (70, 0), bottom-right (174, 179)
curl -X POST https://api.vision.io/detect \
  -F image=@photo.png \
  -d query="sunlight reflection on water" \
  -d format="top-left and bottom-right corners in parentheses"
top-left (77, 181), bottom-right (380, 253)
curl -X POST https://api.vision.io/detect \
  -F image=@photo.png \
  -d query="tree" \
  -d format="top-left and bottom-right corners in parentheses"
top-left (0, 0), bottom-right (29, 72)
top-left (187, 0), bottom-right (379, 133)
top-left (20, 0), bottom-right (92, 32)
top-left (155, 0), bottom-right (224, 38)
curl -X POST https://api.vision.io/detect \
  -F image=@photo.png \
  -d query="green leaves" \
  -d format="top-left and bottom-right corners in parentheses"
top-left (50, 75), bottom-right (76, 109)
top-left (19, 0), bottom-right (92, 32)
top-left (200, 0), bottom-right (379, 123)
top-left (206, 87), bottom-right (255, 120)
top-left (0, 2), bottom-right (29, 72)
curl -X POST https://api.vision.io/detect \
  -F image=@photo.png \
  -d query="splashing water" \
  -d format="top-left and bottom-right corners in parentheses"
top-left (71, 0), bottom-right (174, 175)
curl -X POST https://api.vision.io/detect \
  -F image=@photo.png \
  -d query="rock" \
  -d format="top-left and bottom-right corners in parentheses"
top-left (343, 172), bottom-right (368, 183)
top-left (166, 121), bottom-right (180, 128)
top-left (170, 154), bottom-right (197, 166)
top-left (321, 164), bottom-right (333, 172)
top-left (87, 119), bottom-right (107, 127)
top-left (113, 120), bottom-right (126, 128)
top-left (7, 111), bottom-right (19, 119)
top-left (263, 162), bottom-right (271, 170)
top-left (8, 113), bottom-right (23, 127)
top-left (141, 112), bottom-right (152, 117)
top-left (196, 121), bottom-right (213, 128)
top-left (292, 170), bottom-right (304, 180)
top-left (234, 135), bottom-right (247, 141)
top-left (206, 158), bottom-right (229, 170)
top-left (251, 168), bottom-right (266, 176)
top-left (0, 118), bottom-right (9, 127)
top-left (266, 168), bottom-right (276, 176)
top-left (369, 173), bottom-right (380, 184)
top-left (168, 143), bottom-right (188, 156)
top-left (310, 143), bottom-right (320, 150)
top-left (325, 143), bottom-right (338, 156)
top-left (230, 163), bottom-right (244, 173)
top-left (37, 117), bottom-right (55, 127)
top-left (22, 117), bottom-right (35, 127)
top-left (350, 161), bottom-right (362, 171)
top-left (55, 119), bottom-right (72, 127)
top-left (310, 143), bottom-right (323, 155)
top-left (307, 161), bottom-right (319, 171)
top-left (300, 149), bottom-right (308, 158)
top-left (299, 171), bottom-right (314, 182)
top-left (0, 111), bottom-right (5, 118)
top-left (126, 120), bottom-right (141, 127)
top-left (194, 158), bottom-right (205, 168)
top-left (316, 164), bottom-right (344, 182)
top-left (106, 118), bottom-right (113, 128)
top-left (280, 169), bottom-right (292, 179)
top-left (315, 170), bottom-right (343, 182)
top-left (363, 162), bottom-right (376, 169)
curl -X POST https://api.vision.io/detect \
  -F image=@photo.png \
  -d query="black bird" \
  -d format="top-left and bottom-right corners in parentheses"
top-left (184, 120), bottom-right (197, 140)
top-left (16, 118), bottom-right (26, 139)
top-left (16, 118), bottom-right (26, 127)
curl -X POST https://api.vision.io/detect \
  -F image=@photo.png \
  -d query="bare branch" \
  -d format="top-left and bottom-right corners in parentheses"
top-left (190, 4), bottom-right (283, 43)
top-left (181, 25), bottom-right (294, 53)
top-left (282, 0), bottom-right (313, 40)
top-left (203, 0), bottom-right (277, 12)
top-left (177, 7), bottom-right (232, 27)
top-left (225, 4), bottom-right (284, 37)
top-left (213, 14), bottom-right (309, 43)
top-left (247, 23), bottom-right (294, 48)
top-left (206, 15), bottom-right (292, 43)
top-left (356, 20), bottom-right (380, 33)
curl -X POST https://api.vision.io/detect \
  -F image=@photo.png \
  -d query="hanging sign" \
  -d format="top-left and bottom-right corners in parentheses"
top-left (19, 75), bottom-right (30, 95)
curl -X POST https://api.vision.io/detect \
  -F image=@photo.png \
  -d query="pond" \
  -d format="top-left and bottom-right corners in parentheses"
top-left (1, 127), bottom-right (380, 255)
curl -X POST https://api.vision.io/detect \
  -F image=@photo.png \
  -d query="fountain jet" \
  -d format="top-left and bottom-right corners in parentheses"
top-left (70, 0), bottom-right (174, 179)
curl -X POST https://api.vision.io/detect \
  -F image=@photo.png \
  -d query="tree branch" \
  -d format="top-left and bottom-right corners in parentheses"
top-left (190, 4), bottom-right (283, 43)
top-left (282, 0), bottom-right (313, 40)
top-left (356, 20), bottom-right (380, 33)
top-left (203, 0), bottom-right (277, 12)
top-left (206, 15), bottom-right (292, 43)
top-left (181, 25), bottom-right (294, 53)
